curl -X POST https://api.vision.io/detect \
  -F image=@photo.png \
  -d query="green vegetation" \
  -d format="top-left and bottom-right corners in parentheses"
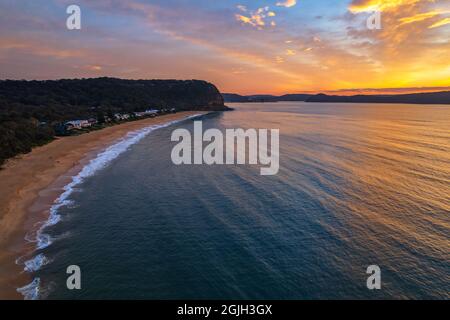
top-left (0, 116), bottom-right (55, 166)
top-left (0, 77), bottom-right (227, 166)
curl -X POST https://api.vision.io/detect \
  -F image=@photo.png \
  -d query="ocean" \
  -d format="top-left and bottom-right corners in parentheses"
top-left (17, 102), bottom-right (450, 299)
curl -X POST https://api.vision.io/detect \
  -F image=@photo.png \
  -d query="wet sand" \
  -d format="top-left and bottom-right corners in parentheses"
top-left (0, 112), bottom-right (205, 299)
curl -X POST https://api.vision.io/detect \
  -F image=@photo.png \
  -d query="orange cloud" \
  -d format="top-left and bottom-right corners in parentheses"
top-left (2, 0), bottom-right (448, 95)
top-left (399, 11), bottom-right (449, 25)
top-left (276, 0), bottom-right (297, 8)
top-left (0, 38), bottom-right (85, 59)
top-left (331, 0), bottom-right (450, 95)
top-left (235, 6), bottom-right (276, 29)
top-left (429, 17), bottom-right (450, 28)
top-left (235, 14), bottom-right (255, 26)
top-left (235, 13), bottom-right (265, 27)
top-left (285, 49), bottom-right (296, 56)
top-left (349, 0), bottom-right (420, 13)
top-left (275, 56), bottom-right (284, 64)
top-left (88, 65), bottom-right (103, 71)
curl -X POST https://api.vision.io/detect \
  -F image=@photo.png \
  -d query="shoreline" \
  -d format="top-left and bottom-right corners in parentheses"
top-left (0, 111), bottom-right (207, 299)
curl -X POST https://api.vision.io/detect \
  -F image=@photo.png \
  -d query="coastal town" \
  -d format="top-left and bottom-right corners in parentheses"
top-left (54, 108), bottom-right (177, 135)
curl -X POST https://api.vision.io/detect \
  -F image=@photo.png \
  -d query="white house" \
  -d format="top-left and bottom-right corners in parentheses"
top-left (65, 120), bottom-right (90, 130)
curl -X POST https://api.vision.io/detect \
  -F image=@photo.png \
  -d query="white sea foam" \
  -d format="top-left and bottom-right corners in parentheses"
top-left (23, 254), bottom-right (50, 272)
top-left (17, 114), bottom-right (203, 299)
top-left (17, 277), bottom-right (40, 300)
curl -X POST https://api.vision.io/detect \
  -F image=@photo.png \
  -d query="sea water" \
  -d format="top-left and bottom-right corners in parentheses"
top-left (18, 103), bottom-right (450, 299)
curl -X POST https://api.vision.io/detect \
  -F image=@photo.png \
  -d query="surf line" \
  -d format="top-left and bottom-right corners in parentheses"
top-left (16, 113), bottom-right (205, 299)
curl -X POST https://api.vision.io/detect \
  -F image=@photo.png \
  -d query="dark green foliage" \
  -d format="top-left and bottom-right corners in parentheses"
top-left (0, 77), bottom-right (227, 166)
top-left (0, 119), bottom-right (54, 165)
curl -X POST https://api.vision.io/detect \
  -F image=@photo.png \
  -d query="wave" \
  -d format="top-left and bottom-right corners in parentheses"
top-left (17, 114), bottom-right (204, 299)
top-left (23, 254), bottom-right (50, 273)
top-left (17, 277), bottom-right (40, 300)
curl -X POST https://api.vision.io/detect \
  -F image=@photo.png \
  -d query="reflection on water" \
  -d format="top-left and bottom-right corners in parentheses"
top-left (34, 102), bottom-right (449, 299)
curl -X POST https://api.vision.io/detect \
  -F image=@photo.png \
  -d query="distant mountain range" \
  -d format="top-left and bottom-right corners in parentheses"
top-left (222, 93), bottom-right (312, 103)
top-left (223, 91), bottom-right (450, 105)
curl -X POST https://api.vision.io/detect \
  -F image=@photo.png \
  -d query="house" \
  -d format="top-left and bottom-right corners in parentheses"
top-left (134, 110), bottom-right (158, 118)
top-left (114, 113), bottom-right (131, 121)
top-left (80, 120), bottom-right (91, 128)
top-left (143, 109), bottom-right (158, 117)
top-left (65, 120), bottom-right (91, 130)
top-left (65, 120), bottom-right (82, 130)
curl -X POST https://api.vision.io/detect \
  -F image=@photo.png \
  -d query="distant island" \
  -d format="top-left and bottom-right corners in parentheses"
top-left (0, 77), bottom-right (229, 166)
top-left (223, 91), bottom-right (450, 105)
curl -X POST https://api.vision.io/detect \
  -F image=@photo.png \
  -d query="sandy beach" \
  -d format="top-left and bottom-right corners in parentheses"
top-left (0, 111), bottom-right (206, 299)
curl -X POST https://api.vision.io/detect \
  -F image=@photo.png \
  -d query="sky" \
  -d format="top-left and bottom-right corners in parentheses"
top-left (0, 0), bottom-right (449, 95)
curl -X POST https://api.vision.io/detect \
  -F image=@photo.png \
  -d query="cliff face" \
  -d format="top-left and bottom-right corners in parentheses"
top-left (0, 78), bottom-right (228, 115)
top-left (0, 78), bottom-right (229, 166)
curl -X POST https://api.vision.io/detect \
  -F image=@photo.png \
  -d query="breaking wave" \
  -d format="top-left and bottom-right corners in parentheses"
top-left (16, 114), bottom-right (204, 299)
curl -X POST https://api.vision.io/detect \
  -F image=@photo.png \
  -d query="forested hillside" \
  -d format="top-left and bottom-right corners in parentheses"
top-left (0, 78), bottom-right (228, 166)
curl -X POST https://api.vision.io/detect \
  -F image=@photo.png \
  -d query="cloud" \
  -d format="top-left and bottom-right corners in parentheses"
top-left (237, 5), bottom-right (247, 12)
top-left (349, 0), bottom-right (420, 13)
top-left (231, 67), bottom-right (247, 75)
top-left (2, 0), bottom-right (449, 94)
top-left (344, 0), bottom-right (450, 91)
top-left (275, 56), bottom-right (285, 63)
top-left (235, 14), bottom-right (256, 26)
top-left (235, 14), bottom-right (265, 27)
top-left (0, 38), bottom-right (85, 59)
top-left (285, 49), bottom-right (296, 55)
top-left (324, 86), bottom-right (450, 95)
top-left (399, 11), bottom-right (449, 26)
top-left (235, 6), bottom-right (276, 29)
top-left (276, 0), bottom-right (297, 8)
top-left (429, 17), bottom-right (450, 28)
top-left (87, 65), bottom-right (103, 71)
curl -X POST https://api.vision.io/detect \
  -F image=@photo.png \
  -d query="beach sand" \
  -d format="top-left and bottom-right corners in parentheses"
top-left (0, 111), bottom-right (206, 299)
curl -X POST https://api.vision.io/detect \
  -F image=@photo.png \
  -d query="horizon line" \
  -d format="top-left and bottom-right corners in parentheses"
top-left (1, 77), bottom-right (450, 97)
top-left (225, 86), bottom-right (450, 96)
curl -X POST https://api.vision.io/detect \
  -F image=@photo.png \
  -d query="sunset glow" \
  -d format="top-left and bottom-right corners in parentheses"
top-left (0, 0), bottom-right (449, 95)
